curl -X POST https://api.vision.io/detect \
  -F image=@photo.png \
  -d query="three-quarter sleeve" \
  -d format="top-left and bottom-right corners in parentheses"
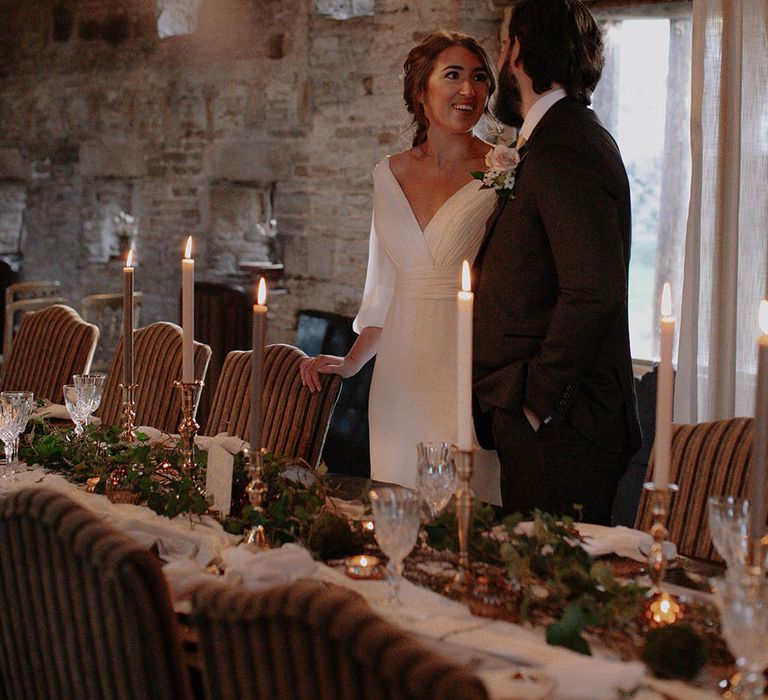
top-left (352, 216), bottom-right (395, 333)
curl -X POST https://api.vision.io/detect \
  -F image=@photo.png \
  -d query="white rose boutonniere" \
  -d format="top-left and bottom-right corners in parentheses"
top-left (471, 145), bottom-right (521, 199)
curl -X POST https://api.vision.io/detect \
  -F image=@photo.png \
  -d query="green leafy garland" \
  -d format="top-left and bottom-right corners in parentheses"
top-left (19, 417), bottom-right (365, 558)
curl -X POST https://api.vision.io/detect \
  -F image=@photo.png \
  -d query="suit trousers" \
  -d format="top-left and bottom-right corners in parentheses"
top-left (490, 406), bottom-right (630, 525)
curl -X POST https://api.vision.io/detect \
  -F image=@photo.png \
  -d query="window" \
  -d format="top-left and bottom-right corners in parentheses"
top-left (591, 4), bottom-right (692, 362)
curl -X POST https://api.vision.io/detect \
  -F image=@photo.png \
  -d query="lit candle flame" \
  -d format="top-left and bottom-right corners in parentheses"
top-left (661, 282), bottom-right (673, 319)
top-left (126, 249), bottom-right (134, 267)
top-left (461, 260), bottom-right (471, 293)
top-left (257, 277), bottom-right (267, 305)
top-left (184, 236), bottom-right (193, 260)
top-left (760, 299), bottom-right (768, 335)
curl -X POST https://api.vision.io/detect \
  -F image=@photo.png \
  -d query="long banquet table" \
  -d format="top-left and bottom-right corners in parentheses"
top-left (0, 468), bottom-right (722, 700)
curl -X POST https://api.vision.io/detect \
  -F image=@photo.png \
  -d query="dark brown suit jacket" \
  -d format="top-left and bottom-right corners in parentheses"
top-left (473, 97), bottom-right (642, 456)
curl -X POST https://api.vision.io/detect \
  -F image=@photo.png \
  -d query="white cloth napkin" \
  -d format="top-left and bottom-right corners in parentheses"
top-left (135, 427), bottom-right (247, 516)
top-left (33, 402), bottom-right (74, 421)
top-left (506, 522), bottom-right (675, 564)
top-left (222, 543), bottom-right (318, 591)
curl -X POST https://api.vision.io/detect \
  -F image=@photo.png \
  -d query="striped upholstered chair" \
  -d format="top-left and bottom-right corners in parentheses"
top-left (635, 417), bottom-right (753, 562)
top-left (0, 487), bottom-right (191, 700)
top-left (192, 579), bottom-right (489, 700)
top-left (98, 321), bottom-right (212, 433)
top-left (204, 344), bottom-right (342, 469)
top-left (0, 304), bottom-right (99, 402)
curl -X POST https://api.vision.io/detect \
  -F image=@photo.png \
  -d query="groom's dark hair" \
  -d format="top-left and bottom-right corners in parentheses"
top-left (507, 0), bottom-right (604, 106)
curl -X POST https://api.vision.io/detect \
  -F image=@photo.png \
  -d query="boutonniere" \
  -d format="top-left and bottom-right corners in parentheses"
top-left (471, 144), bottom-right (521, 199)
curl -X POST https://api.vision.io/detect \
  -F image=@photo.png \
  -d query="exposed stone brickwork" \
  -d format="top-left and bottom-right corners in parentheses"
top-left (0, 0), bottom-right (501, 343)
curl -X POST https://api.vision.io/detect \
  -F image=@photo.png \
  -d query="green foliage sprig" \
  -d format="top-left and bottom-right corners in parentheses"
top-left (19, 418), bottom-right (365, 558)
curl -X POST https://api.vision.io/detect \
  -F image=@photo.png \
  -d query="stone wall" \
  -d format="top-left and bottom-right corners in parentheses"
top-left (0, 0), bottom-right (502, 342)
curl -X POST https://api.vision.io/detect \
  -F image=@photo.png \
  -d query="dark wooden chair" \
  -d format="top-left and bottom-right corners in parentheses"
top-left (192, 579), bottom-right (489, 700)
top-left (0, 487), bottom-right (192, 699)
top-left (183, 281), bottom-right (251, 430)
top-left (296, 310), bottom-right (373, 477)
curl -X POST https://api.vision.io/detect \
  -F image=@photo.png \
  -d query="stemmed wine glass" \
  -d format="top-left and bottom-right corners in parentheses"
top-left (63, 384), bottom-right (94, 437)
top-left (711, 575), bottom-right (768, 699)
top-left (73, 374), bottom-right (105, 426)
top-left (0, 391), bottom-right (34, 474)
top-left (0, 398), bottom-right (23, 478)
top-left (708, 496), bottom-right (749, 573)
top-left (416, 442), bottom-right (456, 520)
top-left (369, 486), bottom-right (421, 604)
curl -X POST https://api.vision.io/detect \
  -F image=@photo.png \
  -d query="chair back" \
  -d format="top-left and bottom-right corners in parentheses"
top-left (204, 344), bottom-right (342, 468)
top-left (0, 304), bottom-right (98, 402)
top-left (4, 280), bottom-right (64, 358)
top-left (635, 417), bottom-right (753, 561)
top-left (81, 292), bottom-right (143, 372)
top-left (4, 295), bottom-right (68, 359)
top-left (98, 321), bottom-right (211, 433)
top-left (0, 487), bottom-right (191, 700)
top-left (192, 580), bottom-right (488, 700)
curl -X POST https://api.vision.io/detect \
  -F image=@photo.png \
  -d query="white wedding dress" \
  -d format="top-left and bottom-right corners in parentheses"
top-left (353, 156), bottom-right (501, 505)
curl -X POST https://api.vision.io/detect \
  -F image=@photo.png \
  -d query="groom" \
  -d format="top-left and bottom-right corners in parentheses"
top-left (472, 0), bottom-right (642, 524)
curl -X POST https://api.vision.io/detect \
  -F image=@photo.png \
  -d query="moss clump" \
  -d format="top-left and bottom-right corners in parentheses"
top-left (641, 623), bottom-right (707, 681)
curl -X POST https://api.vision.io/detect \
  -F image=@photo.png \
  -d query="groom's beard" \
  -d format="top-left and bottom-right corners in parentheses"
top-left (493, 59), bottom-right (524, 129)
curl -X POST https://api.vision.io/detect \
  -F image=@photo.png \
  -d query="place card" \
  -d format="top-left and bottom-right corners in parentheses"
top-left (204, 444), bottom-right (234, 516)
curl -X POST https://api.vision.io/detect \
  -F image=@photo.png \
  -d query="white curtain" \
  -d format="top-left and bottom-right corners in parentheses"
top-left (675, 0), bottom-right (768, 422)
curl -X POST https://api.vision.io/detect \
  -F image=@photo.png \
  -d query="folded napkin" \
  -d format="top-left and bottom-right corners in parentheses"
top-left (33, 402), bottom-right (73, 421)
top-left (574, 524), bottom-right (676, 563)
top-left (504, 522), bottom-right (675, 564)
top-left (135, 427), bottom-right (247, 516)
top-left (222, 543), bottom-right (318, 591)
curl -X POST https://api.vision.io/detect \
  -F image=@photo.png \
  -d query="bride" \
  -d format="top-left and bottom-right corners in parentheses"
top-left (299, 30), bottom-right (501, 504)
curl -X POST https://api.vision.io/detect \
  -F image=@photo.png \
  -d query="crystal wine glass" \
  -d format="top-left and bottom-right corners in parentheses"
top-left (73, 374), bottom-right (105, 426)
top-left (708, 496), bottom-right (749, 573)
top-left (416, 442), bottom-right (456, 520)
top-left (63, 384), bottom-right (93, 437)
top-left (369, 486), bottom-right (422, 604)
top-left (0, 391), bottom-right (33, 474)
top-left (0, 398), bottom-right (22, 478)
top-left (712, 575), bottom-right (768, 699)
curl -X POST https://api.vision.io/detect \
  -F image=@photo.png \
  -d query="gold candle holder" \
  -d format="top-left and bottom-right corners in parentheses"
top-left (118, 383), bottom-right (137, 443)
top-left (173, 380), bottom-right (203, 476)
top-left (447, 446), bottom-right (474, 595)
top-left (244, 446), bottom-right (270, 549)
top-left (643, 482), bottom-right (678, 596)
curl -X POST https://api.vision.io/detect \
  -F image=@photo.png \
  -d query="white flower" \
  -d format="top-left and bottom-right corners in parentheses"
top-left (472, 144), bottom-right (522, 199)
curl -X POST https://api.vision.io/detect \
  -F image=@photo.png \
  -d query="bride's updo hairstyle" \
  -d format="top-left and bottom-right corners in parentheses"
top-left (403, 30), bottom-right (497, 147)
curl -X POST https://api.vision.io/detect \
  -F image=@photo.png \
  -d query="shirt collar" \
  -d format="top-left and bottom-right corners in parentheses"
top-left (519, 88), bottom-right (567, 142)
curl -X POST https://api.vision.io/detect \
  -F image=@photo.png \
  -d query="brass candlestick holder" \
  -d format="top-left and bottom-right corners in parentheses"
top-left (244, 445), bottom-right (270, 549)
top-left (173, 380), bottom-right (203, 476)
top-left (118, 383), bottom-right (137, 443)
top-left (643, 482), bottom-right (678, 594)
top-left (447, 446), bottom-right (474, 595)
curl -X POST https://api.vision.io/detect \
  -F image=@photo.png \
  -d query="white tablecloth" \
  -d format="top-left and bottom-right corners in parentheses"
top-left (0, 470), bottom-right (718, 700)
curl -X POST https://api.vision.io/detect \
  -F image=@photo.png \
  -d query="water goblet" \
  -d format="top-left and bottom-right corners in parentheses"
top-left (0, 391), bottom-right (34, 474)
top-left (0, 398), bottom-right (22, 478)
top-left (369, 486), bottom-right (422, 604)
top-left (708, 496), bottom-right (749, 572)
top-left (711, 575), bottom-right (768, 699)
top-left (416, 442), bottom-right (456, 520)
top-left (63, 384), bottom-right (92, 437)
top-left (73, 374), bottom-right (105, 425)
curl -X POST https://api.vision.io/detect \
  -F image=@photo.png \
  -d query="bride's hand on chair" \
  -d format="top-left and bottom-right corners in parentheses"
top-left (299, 355), bottom-right (351, 392)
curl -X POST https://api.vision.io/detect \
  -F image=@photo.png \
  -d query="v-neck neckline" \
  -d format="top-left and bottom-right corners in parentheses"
top-left (385, 156), bottom-right (477, 235)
